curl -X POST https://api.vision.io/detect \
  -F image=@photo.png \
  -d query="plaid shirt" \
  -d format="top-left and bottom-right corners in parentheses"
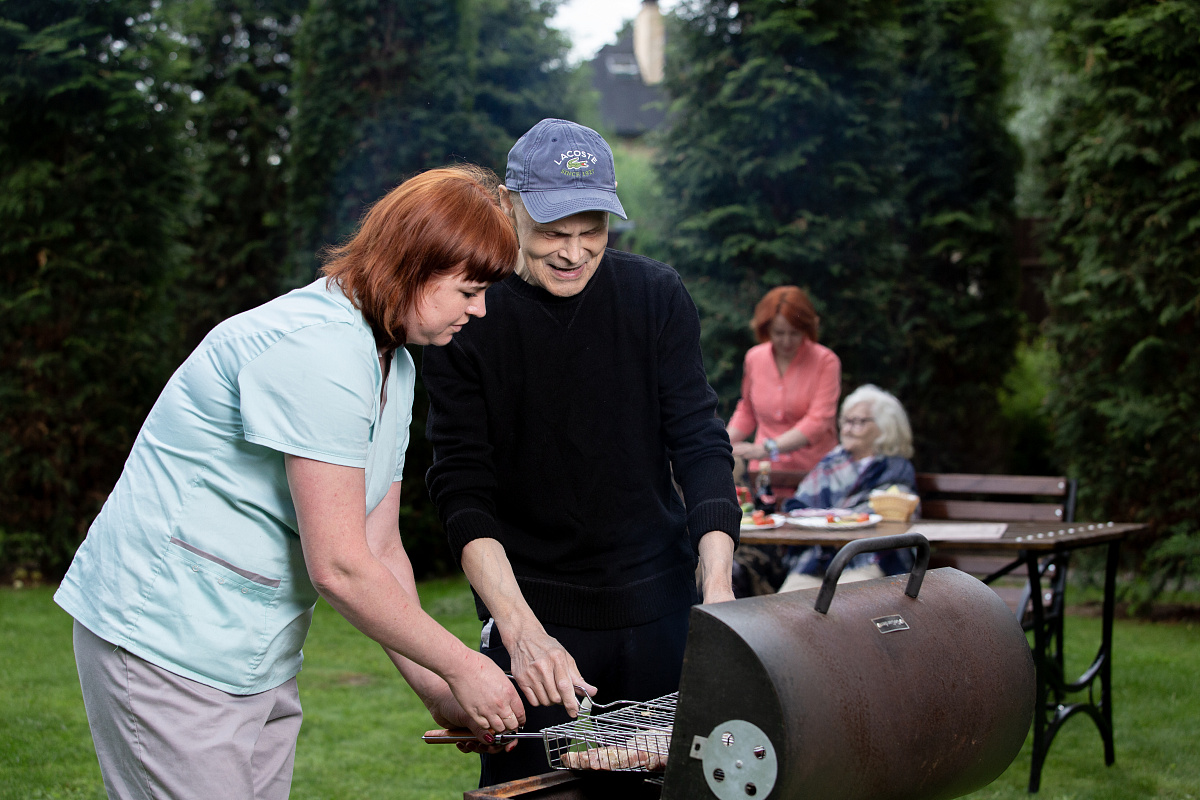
top-left (782, 445), bottom-right (917, 576)
top-left (786, 445), bottom-right (915, 512)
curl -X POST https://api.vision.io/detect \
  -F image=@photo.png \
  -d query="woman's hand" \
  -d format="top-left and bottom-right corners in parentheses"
top-left (441, 648), bottom-right (526, 734)
top-left (732, 441), bottom-right (767, 460)
top-left (731, 441), bottom-right (760, 459)
top-left (286, 457), bottom-right (527, 739)
top-left (423, 677), bottom-right (520, 754)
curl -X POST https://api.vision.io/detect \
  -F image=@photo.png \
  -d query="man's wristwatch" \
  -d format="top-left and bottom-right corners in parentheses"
top-left (763, 438), bottom-right (780, 461)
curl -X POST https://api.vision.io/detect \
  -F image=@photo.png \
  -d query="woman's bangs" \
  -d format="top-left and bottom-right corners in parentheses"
top-left (456, 208), bottom-right (517, 284)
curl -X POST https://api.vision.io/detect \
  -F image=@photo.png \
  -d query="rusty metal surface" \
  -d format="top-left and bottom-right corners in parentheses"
top-left (464, 770), bottom-right (662, 799)
top-left (662, 568), bottom-right (1035, 800)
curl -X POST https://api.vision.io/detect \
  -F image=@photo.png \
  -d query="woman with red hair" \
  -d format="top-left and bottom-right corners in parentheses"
top-left (726, 286), bottom-right (841, 487)
top-left (55, 165), bottom-right (525, 799)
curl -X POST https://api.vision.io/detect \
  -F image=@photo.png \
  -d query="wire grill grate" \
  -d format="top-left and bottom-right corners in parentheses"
top-left (541, 692), bottom-right (677, 772)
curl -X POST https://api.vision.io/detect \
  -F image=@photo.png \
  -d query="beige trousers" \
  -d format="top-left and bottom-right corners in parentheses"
top-left (73, 620), bottom-right (302, 800)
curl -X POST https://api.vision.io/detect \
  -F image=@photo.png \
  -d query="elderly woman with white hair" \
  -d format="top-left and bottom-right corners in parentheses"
top-left (778, 384), bottom-right (918, 592)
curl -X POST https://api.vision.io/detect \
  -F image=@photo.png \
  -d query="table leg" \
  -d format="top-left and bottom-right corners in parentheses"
top-left (1100, 540), bottom-right (1118, 765)
top-left (1047, 553), bottom-right (1070, 705)
top-left (1025, 542), bottom-right (1120, 793)
top-left (1025, 550), bottom-right (1048, 793)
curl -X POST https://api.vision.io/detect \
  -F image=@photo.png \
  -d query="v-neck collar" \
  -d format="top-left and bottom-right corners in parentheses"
top-left (377, 348), bottom-right (392, 411)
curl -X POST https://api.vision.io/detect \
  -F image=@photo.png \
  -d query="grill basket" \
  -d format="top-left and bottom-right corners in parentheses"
top-left (542, 693), bottom-right (677, 773)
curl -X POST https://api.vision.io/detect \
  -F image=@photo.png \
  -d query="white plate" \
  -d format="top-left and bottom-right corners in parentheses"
top-left (787, 507), bottom-right (855, 518)
top-left (740, 513), bottom-right (787, 531)
top-left (786, 513), bottom-right (883, 530)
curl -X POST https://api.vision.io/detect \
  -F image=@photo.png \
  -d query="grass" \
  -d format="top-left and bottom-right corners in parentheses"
top-left (2, 578), bottom-right (1198, 799)
top-left (0, 579), bottom-right (482, 800)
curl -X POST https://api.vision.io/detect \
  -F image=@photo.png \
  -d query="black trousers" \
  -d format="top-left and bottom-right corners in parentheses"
top-left (477, 606), bottom-right (691, 788)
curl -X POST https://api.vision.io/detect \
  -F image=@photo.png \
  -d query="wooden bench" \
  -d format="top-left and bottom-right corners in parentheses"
top-left (917, 473), bottom-right (1076, 524)
top-left (916, 472), bottom-right (1077, 626)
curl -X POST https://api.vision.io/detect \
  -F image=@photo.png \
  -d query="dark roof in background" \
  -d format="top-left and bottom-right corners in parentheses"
top-left (589, 27), bottom-right (666, 138)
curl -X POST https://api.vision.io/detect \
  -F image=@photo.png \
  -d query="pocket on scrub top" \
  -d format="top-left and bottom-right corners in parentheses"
top-left (161, 537), bottom-right (282, 655)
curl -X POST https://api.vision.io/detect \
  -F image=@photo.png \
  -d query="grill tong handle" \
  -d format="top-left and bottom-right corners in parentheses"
top-left (422, 728), bottom-right (544, 744)
top-left (813, 533), bottom-right (931, 615)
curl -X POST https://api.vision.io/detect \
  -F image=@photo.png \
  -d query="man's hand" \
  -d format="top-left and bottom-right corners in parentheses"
top-left (506, 625), bottom-right (596, 718)
top-left (461, 537), bottom-right (598, 717)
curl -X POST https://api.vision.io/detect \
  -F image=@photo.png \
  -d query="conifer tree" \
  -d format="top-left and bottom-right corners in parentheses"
top-left (288, 0), bottom-right (574, 281)
top-left (1043, 0), bottom-right (1200, 587)
top-left (889, 0), bottom-right (1021, 468)
top-left (656, 0), bottom-right (906, 404)
top-left (0, 0), bottom-right (188, 573)
top-left (167, 0), bottom-right (308, 352)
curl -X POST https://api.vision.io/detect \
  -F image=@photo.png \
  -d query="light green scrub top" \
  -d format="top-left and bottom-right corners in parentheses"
top-left (55, 278), bottom-right (415, 694)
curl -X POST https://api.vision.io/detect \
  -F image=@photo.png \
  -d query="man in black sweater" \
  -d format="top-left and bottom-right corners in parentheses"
top-left (423, 119), bottom-right (740, 786)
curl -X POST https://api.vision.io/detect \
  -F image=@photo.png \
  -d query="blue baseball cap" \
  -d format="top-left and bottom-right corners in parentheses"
top-left (505, 118), bottom-right (628, 223)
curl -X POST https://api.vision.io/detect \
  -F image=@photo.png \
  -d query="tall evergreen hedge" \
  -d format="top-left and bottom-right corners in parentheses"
top-left (0, 1), bottom-right (189, 574)
top-left (656, 0), bottom-right (1019, 471)
top-left (1043, 0), bottom-right (1200, 584)
top-left (891, 0), bottom-right (1022, 470)
top-left (167, 0), bottom-right (308, 354)
top-left (287, 0), bottom-right (574, 574)
top-left (288, 0), bottom-right (574, 281)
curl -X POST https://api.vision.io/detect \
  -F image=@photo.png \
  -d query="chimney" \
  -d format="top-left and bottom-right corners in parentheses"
top-left (633, 0), bottom-right (665, 86)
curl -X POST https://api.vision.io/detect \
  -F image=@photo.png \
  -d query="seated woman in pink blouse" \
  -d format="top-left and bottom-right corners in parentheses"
top-left (726, 286), bottom-right (841, 490)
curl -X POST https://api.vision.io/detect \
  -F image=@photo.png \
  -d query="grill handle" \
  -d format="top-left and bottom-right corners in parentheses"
top-left (814, 533), bottom-right (931, 615)
top-left (422, 728), bottom-right (544, 743)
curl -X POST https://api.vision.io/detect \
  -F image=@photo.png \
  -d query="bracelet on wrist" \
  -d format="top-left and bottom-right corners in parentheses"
top-left (763, 438), bottom-right (780, 461)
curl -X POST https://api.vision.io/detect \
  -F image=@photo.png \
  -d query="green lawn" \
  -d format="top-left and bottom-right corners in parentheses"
top-left (2, 579), bottom-right (1197, 800)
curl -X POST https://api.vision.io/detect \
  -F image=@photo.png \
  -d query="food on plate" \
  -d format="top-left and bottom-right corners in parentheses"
top-left (825, 512), bottom-right (871, 525)
top-left (786, 511), bottom-right (882, 529)
top-left (740, 509), bottom-right (776, 527)
top-left (788, 507), bottom-right (854, 518)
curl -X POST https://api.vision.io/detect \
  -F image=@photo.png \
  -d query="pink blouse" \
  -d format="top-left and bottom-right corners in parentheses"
top-left (728, 339), bottom-right (841, 475)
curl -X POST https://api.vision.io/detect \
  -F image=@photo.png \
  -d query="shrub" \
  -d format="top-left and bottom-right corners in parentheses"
top-left (0, 1), bottom-right (189, 577)
top-left (1042, 0), bottom-right (1200, 589)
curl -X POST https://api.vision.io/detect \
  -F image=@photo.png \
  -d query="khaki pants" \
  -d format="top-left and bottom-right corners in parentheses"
top-left (73, 621), bottom-right (302, 800)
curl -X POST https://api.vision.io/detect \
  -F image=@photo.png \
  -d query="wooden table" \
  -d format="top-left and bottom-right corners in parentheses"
top-left (741, 519), bottom-right (1145, 793)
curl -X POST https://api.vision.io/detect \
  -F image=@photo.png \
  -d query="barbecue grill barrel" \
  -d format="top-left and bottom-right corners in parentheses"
top-left (662, 556), bottom-right (1035, 799)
